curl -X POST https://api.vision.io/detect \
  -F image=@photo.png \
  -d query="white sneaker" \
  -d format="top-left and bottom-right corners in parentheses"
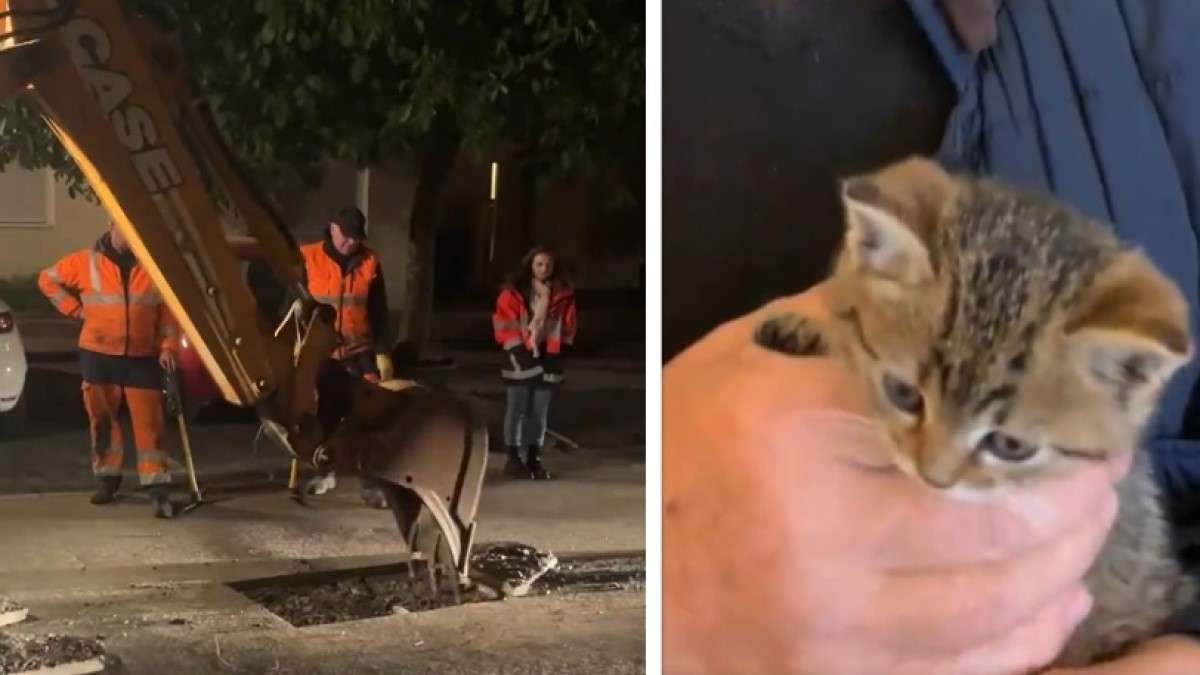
top-left (305, 472), bottom-right (337, 495)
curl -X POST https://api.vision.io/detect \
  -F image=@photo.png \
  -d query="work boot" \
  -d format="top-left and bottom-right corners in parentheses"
top-left (89, 476), bottom-right (121, 505)
top-left (305, 471), bottom-right (338, 495)
top-left (504, 445), bottom-right (531, 479)
top-left (360, 487), bottom-right (388, 509)
top-left (148, 485), bottom-right (176, 519)
top-left (526, 445), bottom-right (552, 481)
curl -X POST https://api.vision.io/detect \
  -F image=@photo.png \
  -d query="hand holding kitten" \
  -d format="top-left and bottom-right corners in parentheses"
top-left (664, 283), bottom-right (1129, 675)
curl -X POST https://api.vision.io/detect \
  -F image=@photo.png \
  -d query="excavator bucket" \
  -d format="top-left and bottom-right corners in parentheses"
top-left (326, 380), bottom-right (489, 583)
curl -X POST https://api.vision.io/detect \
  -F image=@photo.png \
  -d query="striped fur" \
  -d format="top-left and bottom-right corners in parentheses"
top-left (756, 157), bottom-right (1196, 666)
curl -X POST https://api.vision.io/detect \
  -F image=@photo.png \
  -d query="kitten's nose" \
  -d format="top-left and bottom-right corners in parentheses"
top-left (915, 444), bottom-right (973, 489)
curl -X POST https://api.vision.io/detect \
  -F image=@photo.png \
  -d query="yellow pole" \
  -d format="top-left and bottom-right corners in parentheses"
top-left (176, 414), bottom-right (201, 500)
top-left (288, 458), bottom-right (299, 491)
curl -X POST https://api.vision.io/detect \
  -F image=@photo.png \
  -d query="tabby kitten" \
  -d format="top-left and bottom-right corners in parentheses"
top-left (756, 157), bottom-right (1196, 666)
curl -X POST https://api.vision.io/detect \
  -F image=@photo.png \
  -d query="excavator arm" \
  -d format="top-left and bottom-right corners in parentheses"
top-left (0, 0), bottom-right (487, 583)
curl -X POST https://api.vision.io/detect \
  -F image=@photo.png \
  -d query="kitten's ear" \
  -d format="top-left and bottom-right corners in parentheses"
top-left (1066, 251), bottom-right (1193, 393)
top-left (840, 157), bottom-right (955, 285)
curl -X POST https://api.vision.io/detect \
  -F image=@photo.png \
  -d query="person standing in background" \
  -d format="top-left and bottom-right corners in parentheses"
top-left (493, 246), bottom-right (577, 480)
top-left (38, 221), bottom-right (181, 518)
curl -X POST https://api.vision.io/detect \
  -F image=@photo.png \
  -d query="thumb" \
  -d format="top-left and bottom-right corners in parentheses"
top-left (926, 587), bottom-right (1092, 675)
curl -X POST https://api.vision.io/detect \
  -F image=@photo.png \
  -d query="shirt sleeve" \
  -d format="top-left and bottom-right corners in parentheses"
top-left (367, 267), bottom-right (391, 353)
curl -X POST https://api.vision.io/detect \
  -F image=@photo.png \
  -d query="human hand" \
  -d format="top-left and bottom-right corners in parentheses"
top-left (663, 283), bottom-right (1130, 675)
top-left (940, 0), bottom-right (998, 53)
top-left (158, 349), bottom-right (176, 373)
top-left (375, 352), bottom-right (394, 381)
top-left (1043, 635), bottom-right (1200, 674)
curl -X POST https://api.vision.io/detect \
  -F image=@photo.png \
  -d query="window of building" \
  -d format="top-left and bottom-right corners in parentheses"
top-left (0, 167), bottom-right (53, 228)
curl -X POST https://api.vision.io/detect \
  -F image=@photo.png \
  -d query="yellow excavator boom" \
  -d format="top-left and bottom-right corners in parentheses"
top-left (0, 0), bottom-right (487, 582)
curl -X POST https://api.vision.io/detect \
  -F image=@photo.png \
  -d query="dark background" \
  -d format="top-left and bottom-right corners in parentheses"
top-left (663, 0), bottom-right (956, 360)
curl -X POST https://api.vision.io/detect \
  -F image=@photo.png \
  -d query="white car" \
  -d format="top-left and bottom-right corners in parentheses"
top-left (0, 299), bottom-right (28, 435)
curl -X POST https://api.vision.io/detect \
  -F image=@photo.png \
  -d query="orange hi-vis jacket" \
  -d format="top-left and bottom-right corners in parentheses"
top-left (301, 241), bottom-right (381, 359)
top-left (492, 283), bottom-right (577, 384)
top-left (39, 241), bottom-right (179, 358)
top-left (492, 284), bottom-right (577, 355)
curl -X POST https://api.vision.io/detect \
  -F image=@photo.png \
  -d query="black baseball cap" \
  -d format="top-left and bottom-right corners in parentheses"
top-left (332, 206), bottom-right (367, 239)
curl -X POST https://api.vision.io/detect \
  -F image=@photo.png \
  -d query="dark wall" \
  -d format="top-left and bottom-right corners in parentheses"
top-left (663, 0), bottom-right (956, 360)
top-left (434, 155), bottom-right (645, 300)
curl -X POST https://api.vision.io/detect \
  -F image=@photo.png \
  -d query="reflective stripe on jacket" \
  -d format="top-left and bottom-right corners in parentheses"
top-left (38, 243), bottom-right (178, 357)
top-left (301, 241), bottom-right (380, 359)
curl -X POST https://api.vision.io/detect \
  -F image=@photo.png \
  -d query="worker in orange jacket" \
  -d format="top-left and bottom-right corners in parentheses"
top-left (299, 206), bottom-right (394, 509)
top-left (39, 221), bottom-right (180, 518)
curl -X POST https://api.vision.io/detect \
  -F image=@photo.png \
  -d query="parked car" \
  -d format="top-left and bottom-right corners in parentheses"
top-left (175, 236), bottom-right (286, 420)
top-left (0, 298), bottom-right (28, 435)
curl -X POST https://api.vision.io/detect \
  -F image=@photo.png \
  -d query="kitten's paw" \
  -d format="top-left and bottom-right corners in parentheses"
top-left (754, 313), bottom-right (827, 356)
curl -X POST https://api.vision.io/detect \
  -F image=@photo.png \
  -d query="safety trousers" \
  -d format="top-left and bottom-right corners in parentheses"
top-left (81, 382), bottom-right (171, 486)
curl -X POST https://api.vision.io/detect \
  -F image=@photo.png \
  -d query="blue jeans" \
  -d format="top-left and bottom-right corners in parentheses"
top-left (504, 385), bottom-right (553, 447)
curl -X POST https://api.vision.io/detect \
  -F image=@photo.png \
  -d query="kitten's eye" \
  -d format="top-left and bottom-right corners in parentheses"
top-left (978, 431), bottom-right (1039, 462)
top-left (882, 374), bottom-right (924, 415)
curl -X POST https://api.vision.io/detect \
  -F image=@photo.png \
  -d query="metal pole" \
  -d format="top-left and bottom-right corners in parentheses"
top-left (176, 413), bottom-right (202, 500)
top-left (488, 162), bottom-right (498, 262)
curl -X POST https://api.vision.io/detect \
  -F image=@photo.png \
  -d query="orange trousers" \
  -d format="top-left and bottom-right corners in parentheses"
top-left (81, 382), bottom-right (170, 486)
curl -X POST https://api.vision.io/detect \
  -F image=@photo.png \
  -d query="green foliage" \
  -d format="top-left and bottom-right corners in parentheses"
top-left (0, 274), bottom-right (55, 316)
top-left (0, 0), bottom-right (643, 198)
top-left (0, 100), bottom-right (99, 201)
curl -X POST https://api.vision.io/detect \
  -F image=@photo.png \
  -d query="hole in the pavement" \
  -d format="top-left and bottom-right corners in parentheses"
top-left (229, 548), bottom-right (645, 628)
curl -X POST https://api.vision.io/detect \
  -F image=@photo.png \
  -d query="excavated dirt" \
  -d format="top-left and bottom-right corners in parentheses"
top-left (234, 546), bottom-right (645, 628)
top-left (0, 633), bottom-right (105, 674)
top-left (239, 572), bottom-right (492, 627)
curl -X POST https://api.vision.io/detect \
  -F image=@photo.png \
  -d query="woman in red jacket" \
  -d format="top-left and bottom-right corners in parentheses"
top-left (492, 246), bottom-right (577, 479)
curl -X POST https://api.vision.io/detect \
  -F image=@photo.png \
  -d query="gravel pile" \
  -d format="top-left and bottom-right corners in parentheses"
top-left (0, 632), bottom-right (105, 675)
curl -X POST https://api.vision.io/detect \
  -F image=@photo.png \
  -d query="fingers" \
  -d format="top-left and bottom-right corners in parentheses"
top-left (858, 457), bottom-right (1122, 571)
top-left (863, 492), bottom-right (1115, 654)
top-left (760, 410), bottom-right (1122, 572)
top-left (928, 585), bottom-right (1093, 675)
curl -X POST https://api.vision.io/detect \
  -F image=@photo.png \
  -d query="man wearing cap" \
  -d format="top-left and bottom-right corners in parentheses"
top-left (299, 206), bottom-right (394, 508)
